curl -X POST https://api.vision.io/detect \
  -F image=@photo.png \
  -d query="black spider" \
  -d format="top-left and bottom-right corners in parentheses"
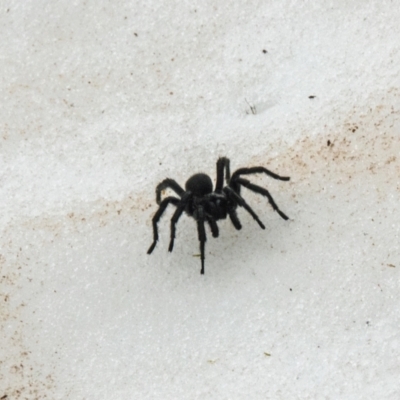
top-left (147, 157), bottom-right (290, 274)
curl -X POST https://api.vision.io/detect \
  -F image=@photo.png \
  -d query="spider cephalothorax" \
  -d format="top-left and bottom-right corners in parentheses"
top-left (147, 157), bottom-right (290, 274)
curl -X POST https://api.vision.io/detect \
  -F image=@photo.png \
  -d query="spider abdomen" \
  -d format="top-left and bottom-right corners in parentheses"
top-left (185, 173), bottom-right (213, 197)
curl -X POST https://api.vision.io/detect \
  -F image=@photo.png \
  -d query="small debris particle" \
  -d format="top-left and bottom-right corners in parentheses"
top-left (387, 264), bottom-right (396, 268)
top-left (289, 288), bottom-right (292, 291)
top-left (264, 352), bottom-right (271, 357)
top-left (1, 395), bottom-right (8, 399)
top-left (245, 99), bottom-right (256, 115)
top-left (309, 95), bottom-right (316, 99)
top-left (327, 140), bottom-right (331, 146)
top-left (134, 32), bottom-right (138, 37)
top-left (262, 49), bottom-right (267, 54)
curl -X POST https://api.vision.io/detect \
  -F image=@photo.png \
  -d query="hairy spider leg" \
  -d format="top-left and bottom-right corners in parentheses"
top-left (231, 166), bottom-right (290, 182)
top-left (196, 205), bottom-right (207, 274)
top-left (207, 219), bottom-right (219, 237)
top-left (224, 187), bottom-right (266, 229)
top-left (215, 157), bottom-right (231, 191)
top-left (168, 192), bottom-right (192, 252)
top-left (168, 206), bottom-right (185, 252)
top-left (147, 196), bottom-right (180, 254)
top-left (227, 208), bottom-right (242, 230)
top-left (155, 178), bottom-right (185, 204)
top-left (235, 177), bottom-right (289, 220)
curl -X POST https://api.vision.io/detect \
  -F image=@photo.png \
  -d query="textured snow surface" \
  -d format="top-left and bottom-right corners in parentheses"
top-left (1, 1), bottom-right (400, 399)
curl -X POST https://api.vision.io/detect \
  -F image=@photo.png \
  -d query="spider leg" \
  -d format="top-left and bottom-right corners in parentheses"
top-left (215, 157), bottom-right (231, 191)
top-left (228, 208), bottom-right (242, 230)
top-left (207, 219), bottom-right (219, 237)
top-left (225, 187), bottom-right (266, 229)
top-left (168, 193), bottom-right (191, 252)
top-left (235, 177), bottom-right (289, 220)
top-left (168, 206), bottom-right (186, 252)
top-left (156, 178), bottom-right (185, 204)
top-left (196, 206), bottom-right (207, 274)
top-left (231, 166), bottom-right (290, 182)
top-left (147, 196), bottom-right (180, 254)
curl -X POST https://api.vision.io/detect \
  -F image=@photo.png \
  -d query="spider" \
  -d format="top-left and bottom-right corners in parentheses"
top-left (147, 157), bottom-right (290, 274)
